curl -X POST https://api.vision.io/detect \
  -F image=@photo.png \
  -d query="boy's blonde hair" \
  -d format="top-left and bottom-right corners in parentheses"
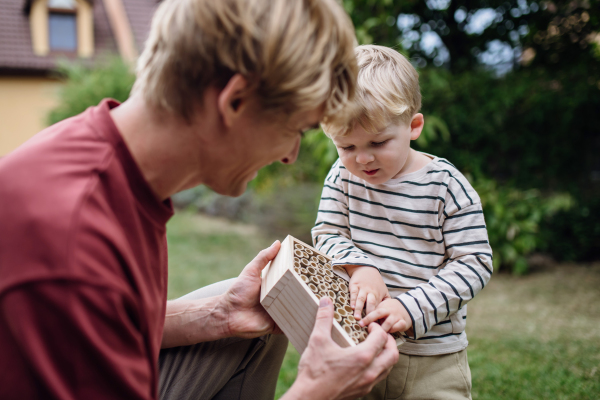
top-left (133, 0), bottom-right (358, 123)
top-left (322, 45), bottom-right (421, 137)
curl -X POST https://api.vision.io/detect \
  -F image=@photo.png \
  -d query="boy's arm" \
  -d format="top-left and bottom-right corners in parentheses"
top-left (393, 203), bottom-right (493, 340)
top-left (311, 161), bottom-right (377, 271)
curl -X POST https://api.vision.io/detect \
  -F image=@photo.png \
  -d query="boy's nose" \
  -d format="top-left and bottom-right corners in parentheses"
top-left (356, 151), bottom-right (374, 165)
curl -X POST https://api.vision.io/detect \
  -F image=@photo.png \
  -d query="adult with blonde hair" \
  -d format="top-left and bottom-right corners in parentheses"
top-left (0, 0), bottom-right (399, 399)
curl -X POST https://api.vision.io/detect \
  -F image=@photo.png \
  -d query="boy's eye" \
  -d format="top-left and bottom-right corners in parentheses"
top-left (341, 145), bottom-right (355, 151)
top-left (371, 140), bottom-right (388, 147)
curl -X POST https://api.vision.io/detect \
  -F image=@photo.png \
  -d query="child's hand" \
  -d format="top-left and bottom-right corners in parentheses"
top-left (345, 266), bottom-right (390, 320)
top-left (359, 298), bottom-right (413, 334)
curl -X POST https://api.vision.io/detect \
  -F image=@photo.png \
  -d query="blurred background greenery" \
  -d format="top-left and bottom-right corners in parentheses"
top-left (44, 1), bottom-right (600, 398)
top-left (47, 0), bottom-right (600, 275)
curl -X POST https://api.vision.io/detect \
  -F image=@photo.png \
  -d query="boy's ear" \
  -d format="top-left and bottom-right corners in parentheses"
top-left (409, 113), bottom-right (425, 141)
top-left (217, 74), bottom-right (251, 128)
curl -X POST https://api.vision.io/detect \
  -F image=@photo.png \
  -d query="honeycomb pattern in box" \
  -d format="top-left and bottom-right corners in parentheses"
top-left (291, 242), bottom-right (369, 344)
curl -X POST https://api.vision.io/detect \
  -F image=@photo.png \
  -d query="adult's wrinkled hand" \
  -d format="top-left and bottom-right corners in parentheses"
top-left (282, 297), bottom-right (399, 400)
top-left (221, 240), bottom-right (283, 338)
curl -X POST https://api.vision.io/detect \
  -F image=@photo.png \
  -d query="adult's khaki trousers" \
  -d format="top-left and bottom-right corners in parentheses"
top-left (158, 279), bottom-right (289, 400)
top-left (360, 349), bottom-right (472, 400)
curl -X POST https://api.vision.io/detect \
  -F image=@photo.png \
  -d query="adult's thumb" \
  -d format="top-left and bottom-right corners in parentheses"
top-left (312, 297), bottom-right (334, 337)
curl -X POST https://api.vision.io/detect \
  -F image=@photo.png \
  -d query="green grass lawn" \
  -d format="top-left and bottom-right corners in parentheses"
top-left (166, 211), bottom-right (600, 399)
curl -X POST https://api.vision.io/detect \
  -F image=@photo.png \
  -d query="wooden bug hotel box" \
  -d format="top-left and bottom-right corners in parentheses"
top-left (260, 235), bottom-right (405, 354)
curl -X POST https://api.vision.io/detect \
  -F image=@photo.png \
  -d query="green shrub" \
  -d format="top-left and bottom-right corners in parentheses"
top-left (472, 175), bottom-right (573, 274)
top-left (47, 57), bottom-right (135, 125)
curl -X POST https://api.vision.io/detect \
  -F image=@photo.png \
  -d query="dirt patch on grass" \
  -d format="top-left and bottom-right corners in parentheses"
top-left (467, 262), bottom-right (600, 343)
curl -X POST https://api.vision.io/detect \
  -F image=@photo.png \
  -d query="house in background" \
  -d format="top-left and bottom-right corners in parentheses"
top-left (0, 0), bottom-right (158, 156)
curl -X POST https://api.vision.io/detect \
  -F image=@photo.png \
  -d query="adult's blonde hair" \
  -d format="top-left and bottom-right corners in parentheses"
top-left (322, 45), bottom-right (421, 137)
top-left (133, 0), bottom-right (358, 123)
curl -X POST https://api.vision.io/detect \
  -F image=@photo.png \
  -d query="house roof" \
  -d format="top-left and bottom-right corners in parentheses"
top-left (0, 0), bottom-right (158, 74)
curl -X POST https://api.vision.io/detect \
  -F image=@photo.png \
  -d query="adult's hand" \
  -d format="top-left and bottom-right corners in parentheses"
top-left (221, 240), bottom-right (283, 338)
top-left (282, 297), bottom-right (399, 400)
top-left (162, 241), bottom-right (281, 348)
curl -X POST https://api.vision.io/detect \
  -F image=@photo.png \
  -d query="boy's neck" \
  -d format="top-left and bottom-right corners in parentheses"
top-left (391, 149), bottom-right (432, 180)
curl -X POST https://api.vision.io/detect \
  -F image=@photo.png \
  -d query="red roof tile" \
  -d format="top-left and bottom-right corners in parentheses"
top-left (0, 0), bottom-right (158, 73)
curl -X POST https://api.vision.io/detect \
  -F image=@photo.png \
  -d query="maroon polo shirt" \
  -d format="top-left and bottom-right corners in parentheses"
top-left (0, 99), bottom-right (173, 399)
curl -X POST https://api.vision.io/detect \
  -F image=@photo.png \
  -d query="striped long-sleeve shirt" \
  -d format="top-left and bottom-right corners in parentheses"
top-left (311, 155), bottom-right (493, 356)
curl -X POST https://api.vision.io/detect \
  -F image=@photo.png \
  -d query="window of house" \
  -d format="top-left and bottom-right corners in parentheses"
top-left (48, 0), bottom-right (77, 52)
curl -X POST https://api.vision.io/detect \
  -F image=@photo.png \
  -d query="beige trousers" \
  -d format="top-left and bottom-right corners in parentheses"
top-left (360, 349), bottom-right (472, 400)
top-left (158, 279), bottom-right (289, 400)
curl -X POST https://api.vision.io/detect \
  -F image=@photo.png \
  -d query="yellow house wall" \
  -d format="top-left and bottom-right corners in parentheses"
top-left (0, 77), bottom-right (62, 156)
top-left (77, 0), bottom-right (94, 58)
top-left (30, 0), bottom-right (49, 56)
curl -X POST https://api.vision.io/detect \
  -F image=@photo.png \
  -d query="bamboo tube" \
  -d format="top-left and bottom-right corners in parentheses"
top-left (335, 301), bottom-right (344, 310)
top-left (300, 251), bottom-right (309, 259)
top-left (308, 283), bottom-right (318, 293)
top-left (352, 323), bottom-right (362, 332)
top-left (338, 282), bottom-right (348, 292)
top-left (310, 276), bottom-right (320, 285)
top-left (316, 275), bottom-right (324, 284)
top-left (346, 315), bottom-right (356, 324)
top-left (337, 308), bottom-right (348, 317)
top-left (322, 282), bottom-right (331, 290)
top-left (324, 269), bottom-right (334, 278)
top-left (344, 305), bottom-right (353, 315)
top-left (323, 275), bottom-right (332, 283)
top-left (301, 268), bottom-right (309, 276)
top-left (343, 324), bottom-right (352, 335)
top-left (318, 283), bottom-right (328, 292)
top-left (317, 255), bottom-right (327, 263)
top-left (330, 283), bottom-right (340, 292)
top-left (307, 266), bottom-right (317, 276)
top-left (327, 290), bottom-right (336, 300)
top-left (301, 258), bottom-right (310, 266)
top-left (294, 249), bottom-right (303, 258)
top-left (294, 243), bottom-right (303, 250)
top-left (334, 312), bottom-right (342, 323)
top-left (294, 266), bottom-right (301, 274)
top-left (300, 275), bottom-right (309, 284)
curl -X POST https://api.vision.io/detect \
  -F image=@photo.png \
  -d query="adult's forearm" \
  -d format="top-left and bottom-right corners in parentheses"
top-left (161, 295), bottom-right (230, 348)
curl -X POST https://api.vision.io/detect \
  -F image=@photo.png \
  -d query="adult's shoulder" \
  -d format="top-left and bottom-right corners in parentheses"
top-left (0, 106), bottom-right (125, 292)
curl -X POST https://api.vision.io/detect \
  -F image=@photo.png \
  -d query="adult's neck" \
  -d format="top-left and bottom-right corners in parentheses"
top-left (109, 94), bottom-right (211, 201)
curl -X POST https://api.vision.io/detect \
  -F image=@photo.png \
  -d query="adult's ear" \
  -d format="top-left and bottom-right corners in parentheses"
top-left (217, 74), bottom-right (251, 128)
top-left (409, 113), bottom-right (425, 141)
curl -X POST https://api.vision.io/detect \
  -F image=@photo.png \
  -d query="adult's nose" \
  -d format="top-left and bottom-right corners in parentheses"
top-left (281, 136), bottom-right (301, 164)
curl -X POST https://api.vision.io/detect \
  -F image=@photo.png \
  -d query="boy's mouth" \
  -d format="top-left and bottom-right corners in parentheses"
top-left (363, 169), bottom-right (379, 176)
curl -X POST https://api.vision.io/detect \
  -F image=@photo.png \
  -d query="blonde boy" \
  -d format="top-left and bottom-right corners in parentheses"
top-left (312, 45), bottom-right (494, 399)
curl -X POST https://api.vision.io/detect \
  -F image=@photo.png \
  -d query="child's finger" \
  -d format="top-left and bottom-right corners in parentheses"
top-left (354, 289), bottom-right (367, 319)
top-left (380, 315), bottom-right (397, 333)
top-left (359, 307), bottom-right (387, 327)
top-left (366, 292), bottom-right (380, 316)
top-left (391, 319), bottom-right (408, 333)
top-left (350, 285), bottom-right (359, 309)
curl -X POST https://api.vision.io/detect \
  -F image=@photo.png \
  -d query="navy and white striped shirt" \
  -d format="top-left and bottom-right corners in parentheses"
top-left (312, 155), bottom-right (493, 356)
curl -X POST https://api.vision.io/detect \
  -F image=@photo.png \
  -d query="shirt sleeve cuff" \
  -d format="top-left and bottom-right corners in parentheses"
top-left (331, 256), bottom-right (377, 270)
top-left (395, 293), bottom-right (425, 340)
